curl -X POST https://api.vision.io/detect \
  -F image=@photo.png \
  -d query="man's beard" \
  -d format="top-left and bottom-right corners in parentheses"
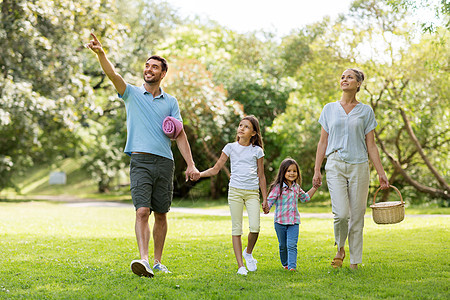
top-left (144, 73), bottom-right (161, 84)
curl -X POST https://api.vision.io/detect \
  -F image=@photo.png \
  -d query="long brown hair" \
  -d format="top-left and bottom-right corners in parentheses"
top-left (236, 115), bottom-right (264, 149)
top-left (268, 158), bottom-right (302, 200)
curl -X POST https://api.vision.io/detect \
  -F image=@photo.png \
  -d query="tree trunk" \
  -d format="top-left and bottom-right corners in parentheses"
top-left (375, 130), bottom-right (450, 200)
top-left (210, 174), bottom-right (218, 199)
top-left (399, 109), bottom-right (450, 193)
top-left (199, 138), bottom-right (230, 178)
top-left (98, 178), bottom-right (110, 193)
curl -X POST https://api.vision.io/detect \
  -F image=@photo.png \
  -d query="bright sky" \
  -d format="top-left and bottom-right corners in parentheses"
top-left (165, 0), bottom-right (354, 36)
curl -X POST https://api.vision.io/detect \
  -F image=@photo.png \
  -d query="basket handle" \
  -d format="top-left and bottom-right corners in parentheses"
top-left (372, 185), bottom-right (404, 205)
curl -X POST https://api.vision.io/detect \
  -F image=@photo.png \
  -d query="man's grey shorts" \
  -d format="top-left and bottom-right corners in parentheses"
top-left (130, 153), bottom-right (174, 213)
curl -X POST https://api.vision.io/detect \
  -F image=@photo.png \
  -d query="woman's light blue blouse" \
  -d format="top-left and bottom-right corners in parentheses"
top-left (318, 101), bottom-right (377, 164)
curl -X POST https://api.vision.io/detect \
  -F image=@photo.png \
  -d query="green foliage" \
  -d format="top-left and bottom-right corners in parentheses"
top-left (78, 119), bottom-right (128, 193)
top-left (0, 202), bottom-right (449, 299)
top-left (107, 0), bottom-right (181, 75)
top-left (280, 20), bottom-right (329, 77)
top-left (163, 59), bottom-right (243, 197)
top-left (0, 75), bottom-right (80, 189)
top-left (387, 0), bottom-right (450, 32)
top-left (270, 0), bottom-right (449, 203)
top-left (79, 0), bottom-right (181, 192)
top-left (349, 2), bottom-right (450, 201)
top-left (0, 157), bottom-right (108, 198)
top-left (1, 0), bottom-right (448, 204)
top-left (157, 23), bottom-right (295, 189)
top-left (267, 19), bottom-right (352, 184)
top-left (158, 22), bottom-right (293, 131)
top-left (0, 0), bottom-right (127, 190)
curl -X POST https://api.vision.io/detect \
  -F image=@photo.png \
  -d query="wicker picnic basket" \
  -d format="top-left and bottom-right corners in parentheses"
top-left (370, 185), bottom-right (405, 224)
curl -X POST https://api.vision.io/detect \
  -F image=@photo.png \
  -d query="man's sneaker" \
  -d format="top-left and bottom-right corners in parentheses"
top-left (153, 261), bottom-right (172, 273)
top-left (242, 247), bottom-right (257, 272)
top-left (237, 266), bottom-right (248, 275)
top-left (130, 259), bottom-right (154, 277)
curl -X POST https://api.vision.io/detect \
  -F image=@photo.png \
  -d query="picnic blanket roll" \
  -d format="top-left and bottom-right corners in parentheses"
top-left (162, 116), bottom-right (183, 139)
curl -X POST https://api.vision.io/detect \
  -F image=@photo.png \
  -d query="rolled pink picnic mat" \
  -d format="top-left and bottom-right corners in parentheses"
top-left (162, 116), bottom-right (183, 139)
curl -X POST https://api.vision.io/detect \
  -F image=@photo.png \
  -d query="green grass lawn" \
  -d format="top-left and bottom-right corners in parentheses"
top-left (0, 202), bottom-right (448, 299)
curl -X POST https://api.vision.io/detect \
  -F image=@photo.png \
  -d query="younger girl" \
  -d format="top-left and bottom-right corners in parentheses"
top-left (263, 158), bottom-right (319, 271)
top-left (199, 115), bottom-right (267, 275)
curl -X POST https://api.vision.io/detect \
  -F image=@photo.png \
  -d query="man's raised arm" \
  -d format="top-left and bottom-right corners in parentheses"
top-left (86, 33), bottom-right (127, 96)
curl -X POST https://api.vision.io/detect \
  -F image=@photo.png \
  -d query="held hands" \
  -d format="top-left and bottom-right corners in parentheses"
top-left (85, 33), bottom-right (104, 54)
top-left (262, 200), bottom-right (270, 214)
top-left (191, 168), bottom-right (213, 182)
top-left (312, 171), bottom-right (322, 189)
top-left (185, 165), bottom-right (201, 182)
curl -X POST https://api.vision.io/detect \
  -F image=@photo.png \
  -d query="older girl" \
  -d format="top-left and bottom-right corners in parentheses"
top-left (199, 115), bottom-right (267, 275)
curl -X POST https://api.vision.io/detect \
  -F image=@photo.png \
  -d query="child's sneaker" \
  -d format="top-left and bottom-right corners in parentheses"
top-left (242, 247), bottom-right (257, 271)
top-left (237, 266), bottom-right (248, 275)
top-left (283, 265), bottom-right (288, 270)
top-left (130, 259), bottom-right (154, 277)
top-left (153, 261), bottom-right (172, 273)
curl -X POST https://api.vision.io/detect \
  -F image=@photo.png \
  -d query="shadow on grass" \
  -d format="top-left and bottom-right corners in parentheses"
top-left (0, 198), bottom-right (46, 203)
top-left (171, 196), bottom-right (228, 208)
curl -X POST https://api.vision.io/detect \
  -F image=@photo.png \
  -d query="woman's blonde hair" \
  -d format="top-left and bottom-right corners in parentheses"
top-left (347, 68), bottom-right (365, 92)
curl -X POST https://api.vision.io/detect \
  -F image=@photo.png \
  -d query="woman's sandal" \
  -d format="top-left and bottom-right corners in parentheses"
top-left (331, 254), bottom-right (345, 268)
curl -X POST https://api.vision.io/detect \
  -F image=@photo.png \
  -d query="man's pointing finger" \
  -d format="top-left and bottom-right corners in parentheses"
top-left (90, 32), bottom-right (99, 42)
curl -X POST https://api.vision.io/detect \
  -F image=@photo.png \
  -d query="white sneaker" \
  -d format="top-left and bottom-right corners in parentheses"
top-left (130, 259), bottom-right (154, 277)
top-left (243, 247), bottom-right (257, 272)
top-left (153, 261), bottom-right (172, 273)
top-left (237, 266), bottom-right (248, 275)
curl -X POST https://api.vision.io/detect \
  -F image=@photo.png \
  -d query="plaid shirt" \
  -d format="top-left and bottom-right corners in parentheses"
top-left (267, 182), bottom-right (310, 225)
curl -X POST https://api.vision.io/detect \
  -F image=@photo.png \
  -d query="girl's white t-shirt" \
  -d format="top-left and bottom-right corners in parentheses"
top-left (222, 142), bottom-right (264, 190)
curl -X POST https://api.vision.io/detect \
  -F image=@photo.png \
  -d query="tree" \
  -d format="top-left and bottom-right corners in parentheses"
top-left (387, 0), bottom-right (450, 33)
top-left (157, 23), bottom-right (294, 195)
top-left (271, 0), bottom-right (449, 203)
top-left (364, 31), bottom-right (450, 201)
top-left (80, 0), bottom-right (181, 192)
top-left (163, 58), bottom-right (244, 198)
top-left (348, 0), bottom-right (449, 202)
top-left (0, 0), bottom-right (122, 190)
top-left (268, 19), bottom-right (350, 185)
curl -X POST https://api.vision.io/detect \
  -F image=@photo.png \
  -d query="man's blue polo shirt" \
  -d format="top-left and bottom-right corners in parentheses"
top-left (119, 84), bottom-right (182, 160)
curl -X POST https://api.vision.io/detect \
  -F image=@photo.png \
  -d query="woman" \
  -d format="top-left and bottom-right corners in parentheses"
top-left (313, 68), bottom-right (389, 270)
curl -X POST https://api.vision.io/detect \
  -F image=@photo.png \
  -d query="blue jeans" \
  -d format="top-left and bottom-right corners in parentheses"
top-left (274, 223), bottom-right (299, 269)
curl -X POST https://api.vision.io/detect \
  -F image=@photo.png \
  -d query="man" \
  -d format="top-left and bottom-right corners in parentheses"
top-left (86, 33), bottom-right (200, 277)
